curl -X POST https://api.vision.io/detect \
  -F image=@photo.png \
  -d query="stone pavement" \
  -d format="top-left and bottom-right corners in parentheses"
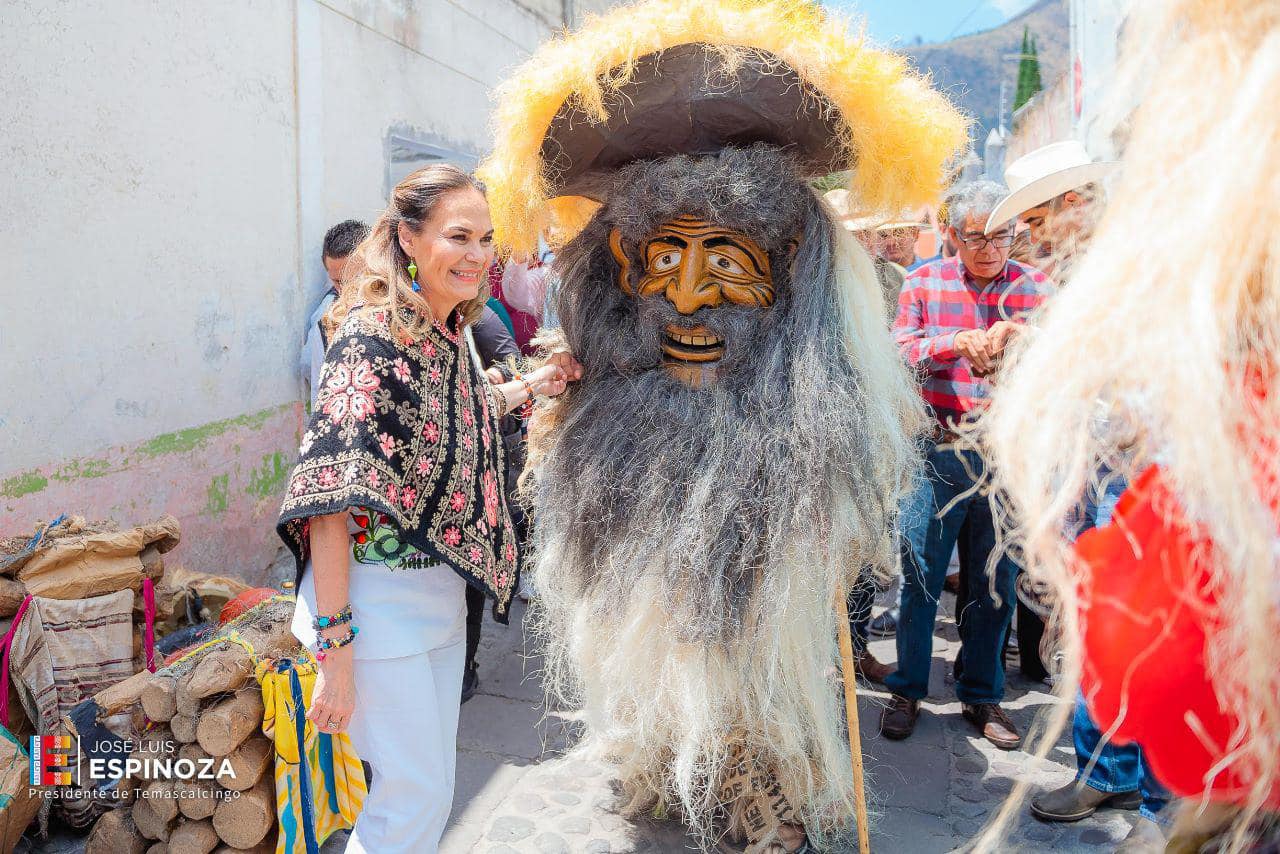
top-left (26, 593), bottom-right (1140, 854)
top-left (436, 594), bottom-right (1142, 854)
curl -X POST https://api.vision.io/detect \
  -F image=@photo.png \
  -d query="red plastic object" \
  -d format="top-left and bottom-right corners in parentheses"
top-left (219, 587), bottom-right (278, 624)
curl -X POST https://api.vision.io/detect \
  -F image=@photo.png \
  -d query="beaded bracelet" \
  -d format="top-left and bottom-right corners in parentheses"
top-left (510, 369), bottom-right (537, 420)
top-left (312, 604), bottom-right (352, 631)
top-left (314, 625), bottom-right (359, 661)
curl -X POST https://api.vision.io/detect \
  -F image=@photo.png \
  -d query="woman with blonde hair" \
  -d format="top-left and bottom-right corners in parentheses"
top-left (980, 0), bottom-right (1280, 850)
top-left (276, 164), bottom-right (579, 853)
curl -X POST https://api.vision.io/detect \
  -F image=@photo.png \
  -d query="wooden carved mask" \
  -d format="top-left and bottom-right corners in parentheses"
top-left (608, 216), bottom-right (777, 386)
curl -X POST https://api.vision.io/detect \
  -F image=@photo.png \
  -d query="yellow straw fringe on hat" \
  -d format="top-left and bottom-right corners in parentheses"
top-left (478, 0), bottom-right (968, 254)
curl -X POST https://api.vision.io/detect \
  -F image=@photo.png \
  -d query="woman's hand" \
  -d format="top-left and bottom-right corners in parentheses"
top-left (543, 351), bottom-right (583, 389)
top-left (307, 644), bottom-right (355, 733)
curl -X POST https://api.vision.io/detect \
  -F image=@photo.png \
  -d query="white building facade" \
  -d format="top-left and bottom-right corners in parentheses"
top-left (0, 0), bottom-right (615, 581)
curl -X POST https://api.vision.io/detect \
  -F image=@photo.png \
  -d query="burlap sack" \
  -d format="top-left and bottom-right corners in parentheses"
top-left (0, 725), bottom-right (41, 851)
top-left (14, 517), bottom-right (178, 600)
top-left (10, 590), bottom-right (135, 830)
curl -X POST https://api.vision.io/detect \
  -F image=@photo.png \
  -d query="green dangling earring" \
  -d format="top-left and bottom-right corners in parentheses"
top-left (407, 260), bottom-right (420, 292)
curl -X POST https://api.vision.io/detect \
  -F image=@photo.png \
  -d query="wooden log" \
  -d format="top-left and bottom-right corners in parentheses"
top-left (212, 839), bottom-right (274, 854)
top-left (92, 670), bottom-right (159, 716)
top-left (175, 780), bottom-right (219, 821)
top-left (197, 690), bottom-right (264, 757)
top-left (145, 781), bottom-right (180, 823)
top-left (146, 845), bottom-right (167, 854)
top-left (220, 735), bottom-right (272, 792)
top-left (211, 777), bottom-right (273, 849)
top-left (129, 727), bottom-right (176, 781)
top-left (0, 577), bottom-right (27, 617)
top-left (185, 649), bottom-right (253, 701)
top-left (141, 675), bottom-right (178, 722)
top-left (168, 818), bottom-right (219, 854)
top-left (132, 793), bottom-right (174, 842)
top-left (86, 808), bottom-right (149, 854)
top-left (176, 677), bottom-right (201, 716)
top-left (171, 713), bottom-right (198, 744)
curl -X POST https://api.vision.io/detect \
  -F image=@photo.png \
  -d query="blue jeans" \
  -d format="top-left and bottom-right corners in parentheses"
top-left (1071, 472), bottom-right (1169, 822)
top-left (1074, 695), bottom-right (1170, 821)
top-left (886, 445), bottom-right (1017, 704)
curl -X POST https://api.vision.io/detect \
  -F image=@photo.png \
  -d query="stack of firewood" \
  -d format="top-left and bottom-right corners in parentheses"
top-left (82, 599), bottom-right (298, 854)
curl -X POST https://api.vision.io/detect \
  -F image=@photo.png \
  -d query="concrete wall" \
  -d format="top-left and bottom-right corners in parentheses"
top-left (0, 0), bottom-right (617, 582)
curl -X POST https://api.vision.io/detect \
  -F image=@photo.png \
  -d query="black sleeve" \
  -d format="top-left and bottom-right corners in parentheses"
top-left (472, 306), bottom-right (521, 374)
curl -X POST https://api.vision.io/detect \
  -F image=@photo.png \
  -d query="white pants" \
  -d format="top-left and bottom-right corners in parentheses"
top-left (343, 641), bottom-right (466, 854)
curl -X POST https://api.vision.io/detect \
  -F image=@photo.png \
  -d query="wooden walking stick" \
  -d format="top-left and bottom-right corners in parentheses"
top-left (835, 589), bottom-right (872, 854)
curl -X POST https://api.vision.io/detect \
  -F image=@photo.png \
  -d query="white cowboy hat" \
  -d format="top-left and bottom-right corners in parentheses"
top-left (875, 207), bottom-right (930, 231)
top-left (822, 189), bottom-right (876, 232)
top-left (984, 140), bottom-right (1119, 234)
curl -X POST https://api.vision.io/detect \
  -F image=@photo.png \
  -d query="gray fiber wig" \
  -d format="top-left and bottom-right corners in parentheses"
top-left (525, 145), bottom-right (927, 844)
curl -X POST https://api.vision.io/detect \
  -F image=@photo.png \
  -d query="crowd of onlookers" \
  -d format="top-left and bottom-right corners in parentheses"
top-left (299, 140), bottom-right (1168, 854)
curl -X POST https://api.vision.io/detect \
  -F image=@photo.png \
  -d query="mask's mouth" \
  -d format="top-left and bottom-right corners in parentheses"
top-left (661, 324), bottom-right (725, 364)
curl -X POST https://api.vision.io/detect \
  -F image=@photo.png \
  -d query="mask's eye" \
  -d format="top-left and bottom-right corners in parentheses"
top-left (707, 252), bottom-right (744, 276)
top-left (649, 249), bottom-right (682, 273)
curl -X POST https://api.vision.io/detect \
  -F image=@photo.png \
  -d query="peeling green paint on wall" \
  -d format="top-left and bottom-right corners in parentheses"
top-left (1, 470), bottom-right (48, 499)
top-left (246, 452), bottom-right (289, 499)
top-left (136, 404), bottom-right (292, 458)
top-left (205, 474), bottom-right (230, 515)
top-left (51, 457), bottom-right (115, 482)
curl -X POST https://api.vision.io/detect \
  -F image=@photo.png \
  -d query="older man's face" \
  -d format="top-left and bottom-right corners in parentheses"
top-left (878, 226), bottom-right (921, 267)
top-left (952, 213), bottom-right (1012, 281)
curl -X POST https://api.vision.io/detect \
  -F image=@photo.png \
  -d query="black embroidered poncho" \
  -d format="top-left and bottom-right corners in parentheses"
top-left (277, 307), bottom-right (519, 623)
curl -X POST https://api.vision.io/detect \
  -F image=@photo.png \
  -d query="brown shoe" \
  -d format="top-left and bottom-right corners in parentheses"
top-left (879, 695), bottom-right (919, 740)
top-left (854, 648), bottom-right (894, 684)
top-left (943, 573), bottom-right (961, 595)
top-left (1029, 780), bottom-right (1141, 822)
top-left (961, 702), bottom-right (1021, 750)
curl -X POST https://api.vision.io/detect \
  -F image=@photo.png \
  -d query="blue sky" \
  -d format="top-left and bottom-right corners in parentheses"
top-left (821, 0), bottom-right (1038, 47)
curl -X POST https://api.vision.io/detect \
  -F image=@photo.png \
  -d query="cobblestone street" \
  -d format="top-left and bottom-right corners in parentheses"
top-left (25, 593), bottom-right (1138, 854)
top-left (435, 594), bottom-right (1140, 853)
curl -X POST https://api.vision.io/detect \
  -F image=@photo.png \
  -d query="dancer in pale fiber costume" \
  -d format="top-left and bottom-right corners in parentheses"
top-left (478, 2), bottom-right (965, 850)
top-left (981, 1), bottom-right (1280, 851)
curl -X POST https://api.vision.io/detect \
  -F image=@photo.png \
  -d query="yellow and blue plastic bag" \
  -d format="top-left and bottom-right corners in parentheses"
top-left (258, 657), bottom-right (366, 854)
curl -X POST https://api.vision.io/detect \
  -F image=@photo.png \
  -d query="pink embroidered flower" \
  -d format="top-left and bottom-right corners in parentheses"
top-left (443, 526), bottom-right (462, 546)
top-left (450, 491), bottom-right (466, 512)
top-left (290, 478), bottom-right (307, 496)
top-left (378, 432), bottom-right (396, 458)
top-left (321, 359), bottom-right (380, 425)
top-left (401, 486), bottom-right (417, 509)
top-left (344, 461), bottom-right (361, 482)
top-left (317, 467), bottom-right (338, 488)
top-left (468, 546), bottom-right (483, 564)
top-left (462, 465), bottom-right (472, 480)
top-left (482, 428), bottom-right (491, 450)
top-left (482, 471), bottom-right (499, 527)
top-left (463, 434), bottom-right (473, 452)
top-left (477, 519), bottom-right (488, 536)
top-left (367, 470), bottom-right (380, 489)
top-left (385, 482), bottom-right (399, 504)
top-left (422, 422), bottom-right (440, 443)
top-left (421, 340), bottom-right (437, 359)
top-left (417, 457), bottom-right (433, 476)
top-left (504, 542), bottom-right (516, 562)
top-left (391, 358), bottom-right (411, 382)
top-left (429, 367), bottom-right (441, 384)
top-left (429, 396), bottom-right (442, 413)
top-left (461, 406), bottom-right (473, 426)
top-left (496, 570), bottom-right (510, 590)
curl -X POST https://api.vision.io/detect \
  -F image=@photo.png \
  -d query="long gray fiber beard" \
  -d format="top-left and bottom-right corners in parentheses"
top-left (527, 147), bottom-right (919, 842)
top-left (535, 146), bottom-right (900, 644)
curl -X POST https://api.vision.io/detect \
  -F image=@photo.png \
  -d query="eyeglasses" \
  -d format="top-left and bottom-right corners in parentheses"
top-left (959, 231), bottom-right (1014, 250)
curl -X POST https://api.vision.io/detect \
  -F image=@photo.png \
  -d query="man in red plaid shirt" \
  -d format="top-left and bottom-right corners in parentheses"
top-left (880, 180), bottom-right (1054, 748)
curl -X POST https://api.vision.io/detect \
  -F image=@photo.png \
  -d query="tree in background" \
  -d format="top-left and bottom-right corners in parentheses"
top-left (1014, 27), bottom-right (1044, 112)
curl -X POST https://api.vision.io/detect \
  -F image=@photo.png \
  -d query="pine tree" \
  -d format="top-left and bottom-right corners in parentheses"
top-left (1013, 28), bottom-right (1044, 112)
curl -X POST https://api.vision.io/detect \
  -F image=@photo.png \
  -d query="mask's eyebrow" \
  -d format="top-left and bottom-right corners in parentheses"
top-left (649, 235), bottom-right (688, 249)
